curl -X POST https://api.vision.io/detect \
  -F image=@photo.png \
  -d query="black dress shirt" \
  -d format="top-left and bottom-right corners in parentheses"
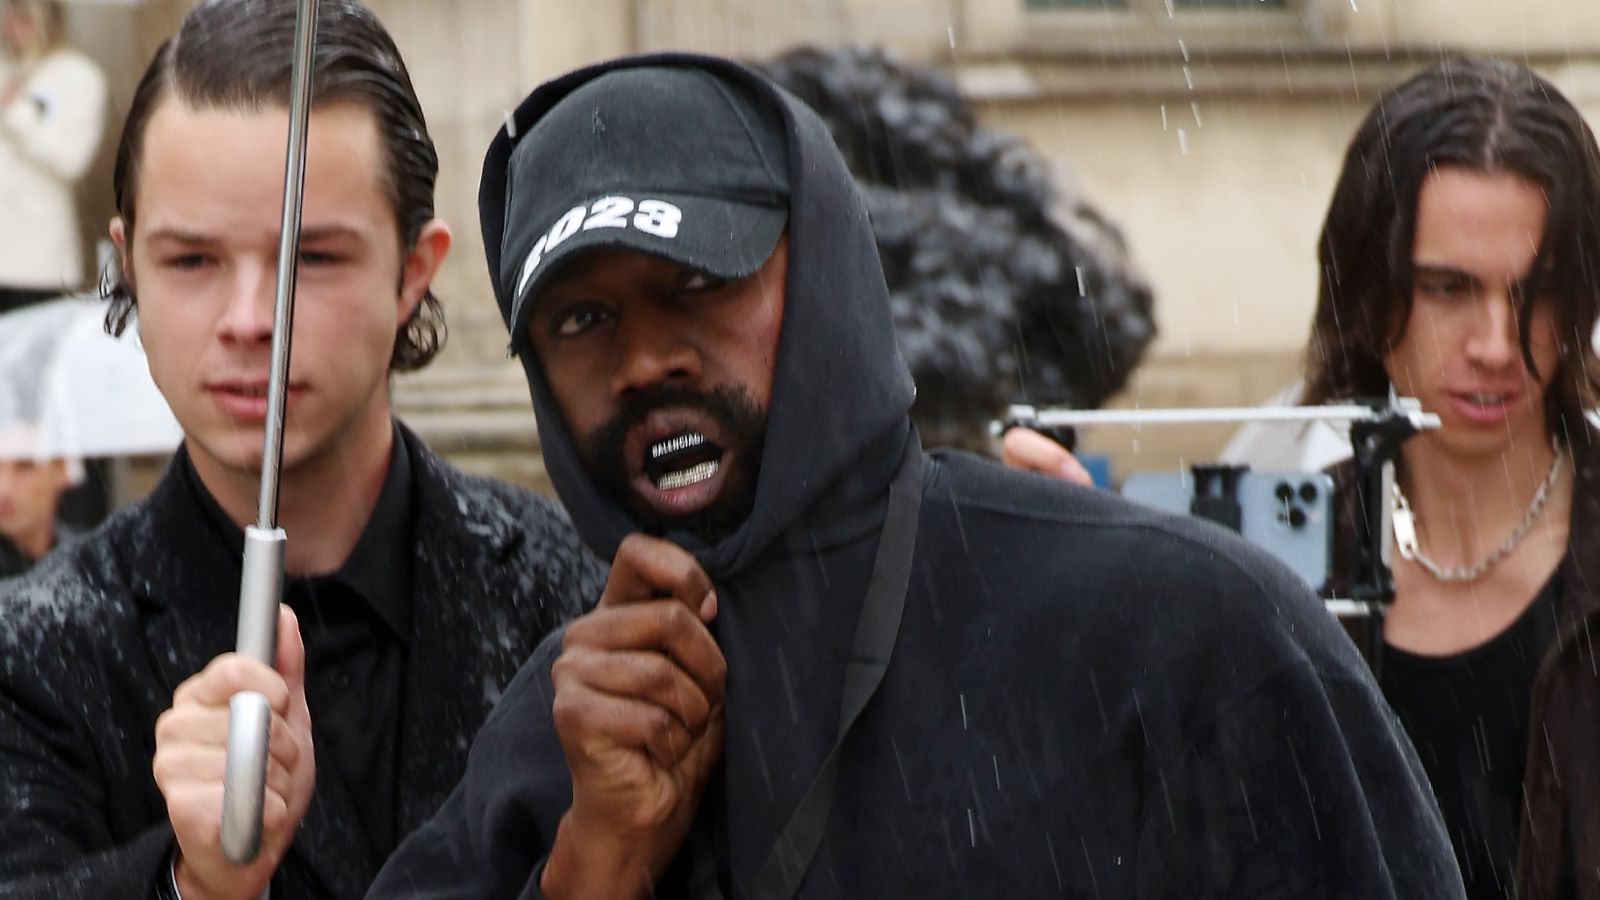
top-left (182, 431), bottom-right (414, 859)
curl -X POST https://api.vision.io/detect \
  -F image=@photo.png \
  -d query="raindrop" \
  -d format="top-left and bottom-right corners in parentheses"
top-left (1190, 101), bottom-right (1203, 128)
top-left (1177, 128), bottom-right (1190, 156)
top-left (947, 25), bottom-right (956, 49)
top-left (959, 692), bottom-right (969, 730)
top-left (1075, 266), bottom-right (1087, 297)
top-left (1160, 104), bottom-right (1169, 131)
top-left (1045, 833), bottom-right (1064, 891)
top-left (1239, 778), bottom-right (1260, 841)
top-left (891, 737), bottom-right (912, 800)
top-left (1182, 65), bottom-right (1195, 92)
top-left (1080, 836), bottom-right (1104, 898)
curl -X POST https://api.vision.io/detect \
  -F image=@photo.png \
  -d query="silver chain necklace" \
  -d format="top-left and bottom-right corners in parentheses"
top-left (1391, 438), bottom-right (1565, 582)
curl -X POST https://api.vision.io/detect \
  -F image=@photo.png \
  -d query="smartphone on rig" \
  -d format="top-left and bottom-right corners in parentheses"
top-left (1121, 469), bottom-right (1335, 594)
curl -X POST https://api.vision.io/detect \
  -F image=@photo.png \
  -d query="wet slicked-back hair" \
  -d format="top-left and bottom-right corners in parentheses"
top-left (104, 0), bottom-right (445, 371)
top-left (1304, 57), bottom-right (1600, 441)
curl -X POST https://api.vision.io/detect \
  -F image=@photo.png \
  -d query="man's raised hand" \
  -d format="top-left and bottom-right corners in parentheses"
top-left (542, 533), bottom-right (726, 900)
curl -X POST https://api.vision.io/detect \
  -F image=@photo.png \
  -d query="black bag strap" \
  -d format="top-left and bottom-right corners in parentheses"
top-left (744, 433), bottom-right (924, 900)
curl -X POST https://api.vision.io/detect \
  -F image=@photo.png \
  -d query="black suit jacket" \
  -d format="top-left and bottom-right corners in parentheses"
top-left (0, 426), bottom-right (605, 898)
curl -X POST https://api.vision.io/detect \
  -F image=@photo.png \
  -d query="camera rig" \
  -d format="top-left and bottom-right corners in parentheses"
top-left (994, 394), bottom-right (1441, 636)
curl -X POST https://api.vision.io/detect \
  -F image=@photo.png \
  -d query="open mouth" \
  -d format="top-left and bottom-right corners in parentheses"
top-left (643, 429), bottom-right (725, 491)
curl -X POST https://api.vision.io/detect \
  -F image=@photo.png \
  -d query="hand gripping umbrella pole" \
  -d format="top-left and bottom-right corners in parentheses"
top-left (220, 0), bottom-right (320, 867)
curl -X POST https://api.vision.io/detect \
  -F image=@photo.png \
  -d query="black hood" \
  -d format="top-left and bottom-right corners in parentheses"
top-left (480, 54), bottom-right (916, 577)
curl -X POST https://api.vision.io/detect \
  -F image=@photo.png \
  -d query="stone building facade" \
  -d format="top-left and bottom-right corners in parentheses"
top-left (65, 0), bottom-right (1600, 491)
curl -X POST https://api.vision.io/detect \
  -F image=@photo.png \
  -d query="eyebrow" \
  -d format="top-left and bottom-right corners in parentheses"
top-left (1411, 264), bottom-right (1478, 282)
top-left (142, 224), bottom-right (370, 245)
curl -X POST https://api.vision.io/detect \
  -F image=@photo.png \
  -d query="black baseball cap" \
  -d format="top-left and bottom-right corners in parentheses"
top-left (493, 65), bottom-right (790, 347)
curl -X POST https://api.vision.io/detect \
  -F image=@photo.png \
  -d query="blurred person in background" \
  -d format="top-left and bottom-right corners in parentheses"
top-left (0, 429), bottom-right (71, 578)
top-left (0, 0), bottom-right (106, 313)
top-left (1004, 57), bottom-right (1600, 900)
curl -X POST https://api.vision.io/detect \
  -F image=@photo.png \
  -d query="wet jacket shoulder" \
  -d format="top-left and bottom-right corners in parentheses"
top-left (911, 451), bottom-right (1460, 898)
top-left (0, 425), bottom-right (605, 899)
top-left (370, 450), bottom-right (1461, 899)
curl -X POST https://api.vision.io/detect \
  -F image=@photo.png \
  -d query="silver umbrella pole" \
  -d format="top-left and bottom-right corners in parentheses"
top-left (220, 0), bottom-right (320, 867)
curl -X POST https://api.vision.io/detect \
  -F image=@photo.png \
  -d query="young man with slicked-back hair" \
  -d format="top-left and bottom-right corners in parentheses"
top-left (0, 3), bottom-right (602, 898)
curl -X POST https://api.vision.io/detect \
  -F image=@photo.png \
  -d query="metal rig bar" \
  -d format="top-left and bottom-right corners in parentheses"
top-left (998, 401), bottom-right (1440, 432)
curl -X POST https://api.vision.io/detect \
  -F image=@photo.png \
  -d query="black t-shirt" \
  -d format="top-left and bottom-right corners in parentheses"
top-left (183, 433), bottom-right (414, 860)
top-left (1381, 571), bottom-right (1561, 900)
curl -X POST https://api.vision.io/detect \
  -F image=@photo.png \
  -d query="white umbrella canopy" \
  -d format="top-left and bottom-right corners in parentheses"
top-left (0, 296), bottom-right (181, 463)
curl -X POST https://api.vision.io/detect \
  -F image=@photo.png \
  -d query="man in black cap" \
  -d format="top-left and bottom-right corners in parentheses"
top-left (370, 55), bottom-right (1464, 898)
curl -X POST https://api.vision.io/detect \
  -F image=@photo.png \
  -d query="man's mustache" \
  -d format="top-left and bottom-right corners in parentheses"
top-left (583, 385), bottom-right (761, 461)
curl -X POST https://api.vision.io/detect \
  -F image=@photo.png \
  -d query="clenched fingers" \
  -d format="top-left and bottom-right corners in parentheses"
top-left (552, 681), bottom-right (703, 770)
top-left (172, 653), bottom-right (291, 715)
top-left (553, 646), bottom-right (715, 737)
top-left (163, 781), bottom-right (298, 851)
top-left (602, 533), bottom-right (716, 618)
top-left (153, 704), bottom-right (303, 774)
top-left (152, 726), bottom-right (299, 800)
top-left (562, 600), bottom-right (726, 707)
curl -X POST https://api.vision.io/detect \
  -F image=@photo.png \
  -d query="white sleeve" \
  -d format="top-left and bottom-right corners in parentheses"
top-left (0, 54), bottom-right (108, 184)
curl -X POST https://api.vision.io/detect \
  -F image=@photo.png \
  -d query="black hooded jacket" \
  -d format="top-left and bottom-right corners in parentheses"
top-left (368, 55), bottom-right (1463, 899)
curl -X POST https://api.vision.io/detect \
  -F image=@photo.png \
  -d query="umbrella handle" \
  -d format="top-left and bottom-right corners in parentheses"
top-left (220, 691), bottom-right (272, 865)
top-left (220, 526), bottom-right (286, 865)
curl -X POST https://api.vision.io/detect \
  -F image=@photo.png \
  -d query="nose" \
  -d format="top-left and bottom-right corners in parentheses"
top-left (215, 260), bottom-right (278, 346)
top-left (1463, 289), bottom-right (1522, 372)
top-left (608, 307), bottom-right (701, 398)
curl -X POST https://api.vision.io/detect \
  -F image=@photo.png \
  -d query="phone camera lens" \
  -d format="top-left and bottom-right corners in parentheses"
top-left (1274, 482), bottom-right (1294, 502)
top-left (1299, 482), bottom-right (1319, 503)
top-left (1288, 508), bottom-right (1308, 530)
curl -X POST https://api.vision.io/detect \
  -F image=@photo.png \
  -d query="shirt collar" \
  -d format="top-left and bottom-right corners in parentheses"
top-left (179, 423), bottom-right (415, 638)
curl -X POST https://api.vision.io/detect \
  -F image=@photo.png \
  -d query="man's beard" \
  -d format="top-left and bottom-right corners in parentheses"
top-left (579, 384), bottom-right (767, 543)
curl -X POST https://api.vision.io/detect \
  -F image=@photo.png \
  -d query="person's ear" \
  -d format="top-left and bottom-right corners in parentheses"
top-left (398, 219), bottom-right (452, 323)
top-left (110, 217), bottom-right (134, 290)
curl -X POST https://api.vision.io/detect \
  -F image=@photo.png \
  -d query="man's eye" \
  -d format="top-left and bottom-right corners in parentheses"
top-left (552, 306), bottom-right (610, 338)
top-left (298, 250), bottom-right (345, 266)
top-left (165, 254), bottom-right (211, 271)
top-left (1417, 279), bottom-right (1469, 300)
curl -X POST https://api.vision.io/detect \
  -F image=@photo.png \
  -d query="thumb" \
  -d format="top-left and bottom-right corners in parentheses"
top-left (274, 604), bottom-right (306, 702)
